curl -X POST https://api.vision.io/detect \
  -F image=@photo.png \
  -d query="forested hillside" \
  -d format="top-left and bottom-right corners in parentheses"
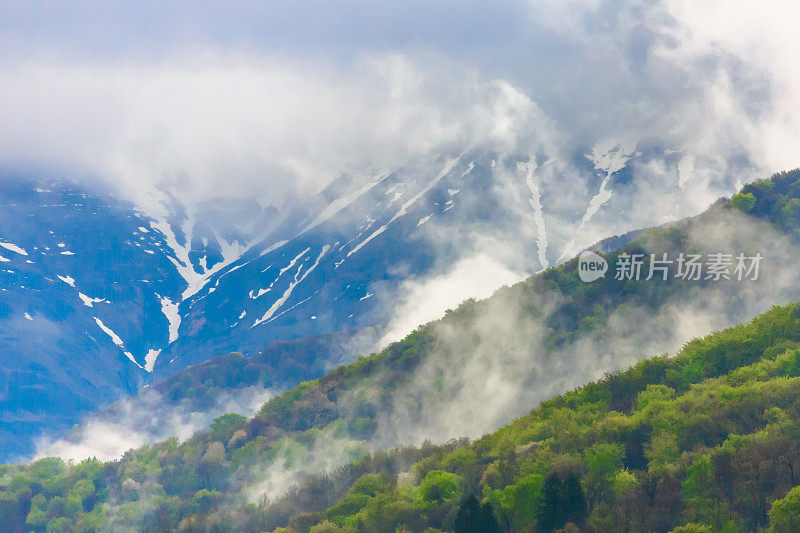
top-left (6, 302), bottom-right (800, 532)
top-left (3, 169), bottom-right (800, 532)
top-left (32, 329), bottom-right (381, 462)
top-left (254, 303), bottom-right (800, 532)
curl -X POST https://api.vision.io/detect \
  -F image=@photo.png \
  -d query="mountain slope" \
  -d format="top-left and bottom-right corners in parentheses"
top-left (0, 177), bottom-right (276, 461)
top-left (1, 169), bottom-right (798, 531)
top-left (35, 328), bottom-right (381, 462)
top-left (261, 302), bottom-right (800, 532)
top-left (3, 142), bottom-right (686, 460)
top-left (0, 178), bottom-right (183, 461)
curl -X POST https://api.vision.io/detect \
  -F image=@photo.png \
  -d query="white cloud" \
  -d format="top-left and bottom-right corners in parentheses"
top-left (2, 1), bottom-right (798, 223)
top-left (0, 54), bottom-right (544, 216)
top-left (378, 253), bottom-right (526, 345)
top-left (35, 386), bottom-right (274, 462)
top-left (662, 0), bottom-right (800, 172)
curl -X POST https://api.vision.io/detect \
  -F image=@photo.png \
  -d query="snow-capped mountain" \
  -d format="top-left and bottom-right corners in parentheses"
top-left (1, 143), bottom-right (733, 460)
top-left (150, 143), bottom-right (683, 378)
top-left (0, 178), bottom-right (271, 459)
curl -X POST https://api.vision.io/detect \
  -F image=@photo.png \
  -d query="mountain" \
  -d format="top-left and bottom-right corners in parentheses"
top-left (0, 177), bottom-right (275, 461)
top-left (3, 143), bottom-right (702, 460)
top-left (2, 169), bottom-right (798, 531)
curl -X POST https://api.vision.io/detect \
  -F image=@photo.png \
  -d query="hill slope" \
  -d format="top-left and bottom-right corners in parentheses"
top-left (259, 302), bottom-right (800, 532)
top-left (2, 169), bottom-right (800, 531)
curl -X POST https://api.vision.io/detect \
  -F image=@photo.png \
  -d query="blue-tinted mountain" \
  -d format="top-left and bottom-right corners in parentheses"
top-left (1, 145), bottom-right (725, 460)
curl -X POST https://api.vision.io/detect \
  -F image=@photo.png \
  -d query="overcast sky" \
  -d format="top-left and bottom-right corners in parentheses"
top-left (1, 1), bottom-right (798, 209)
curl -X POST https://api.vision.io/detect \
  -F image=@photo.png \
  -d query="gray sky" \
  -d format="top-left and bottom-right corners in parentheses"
top-left (1, 1), bottom-right (798, 209)
top-left (0, 1), bottom-right (531, 62)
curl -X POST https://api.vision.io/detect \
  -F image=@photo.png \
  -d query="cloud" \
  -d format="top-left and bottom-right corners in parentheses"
top-left (0, 54), bottom-right (547, 214)
top-left (378, 253), bottom-right (527, 345)
top-left (244, 208), bottom-right (800, 505)
top-left (1, 2), bottom-right (797, 209)
top-left (34, 386), bottom-right (274, 462)
top-left (661, 0), bottom-right (800, 172)
top-left (8, 0), bottom-right (800, 474)
top-left (1, 1), bottom-right (797, 233)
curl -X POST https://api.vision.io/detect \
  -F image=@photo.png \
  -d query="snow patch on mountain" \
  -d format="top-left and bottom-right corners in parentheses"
top-left (144, 349), bottom-right (161, 373)
top-left (78, 292), bottom-right (106, 307)
top-left (158, 296), bottom-right (180, 344)
top-left (278, 248), bottom-right (310, 277)
top-left (0, 240), bottom-right (28, 256)
top-left (150, 216), bottom-right (252, 302)
top-left (94, 317), bottom-right (142, 369)
top-left (678, 154), bottom-right (695, 190)
top-left (259, 240), bottom-right (288, 257)
top-left (150, 219), bottom-right (201, 294)
top-left (348, 158), bottom-right (460, 257)
top-left (301, 170), bottom-right (393, 235)
top-left (559, 142), bottom-right (636, 261)
top-left (520, 159), bottom-right (549, 270)
top-left (251, 287), bottom-right (271, 299)
top-left (57, 275), bottom-right (75, 287)
top-left (253, 245), bottom-right (330, 327)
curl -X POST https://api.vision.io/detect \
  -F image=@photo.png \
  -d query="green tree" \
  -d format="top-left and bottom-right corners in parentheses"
top-left (780, 198), bottom-right (800, 231)
top-left (419, 470), bottom-right (462, 506)
top-left (769, 486), bottom-right (800, 532)
top-left (584, 443), bottom-right (624, 508)
top-left (535, 472), bottom-right (586, 532)
top-left (210, 413), bottom-right (247, 443)
top-left (536, 472), bottom-right (564, 532)
top-left (683, 456), bottom-right (715, 524)
top-left (731, 192), bottom-right (756, 212)
top-left (669, 524), bottom-right (712, 533)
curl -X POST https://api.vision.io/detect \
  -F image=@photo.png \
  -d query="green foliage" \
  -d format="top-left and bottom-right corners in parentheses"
top-left (454, 495), bottom-right (501, 533)
top-left (349, 473), bottom-right (391, 498)
top-left (584, 442), bottom-right (624, 505)
top-left (485, 473), bottom-right (543, 530)
top-left (210, 413), bottom-right (247, 443)
top-left (325, 493), bottom-right (372, 526)
top-left (418, 470), bottom-right (462, 506)
top-left (276, 300), bottom-right (800, 532)
top-left (535, 472), bottom-right (586, 532)
top-left (769, 486), bottom-right (800, 532)
top-left (669, 524), bottom-right (713, 533)
top-left (611, 469), bottom-right (638, 496)
top-left (730, 192), bottom-right (756, 212)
